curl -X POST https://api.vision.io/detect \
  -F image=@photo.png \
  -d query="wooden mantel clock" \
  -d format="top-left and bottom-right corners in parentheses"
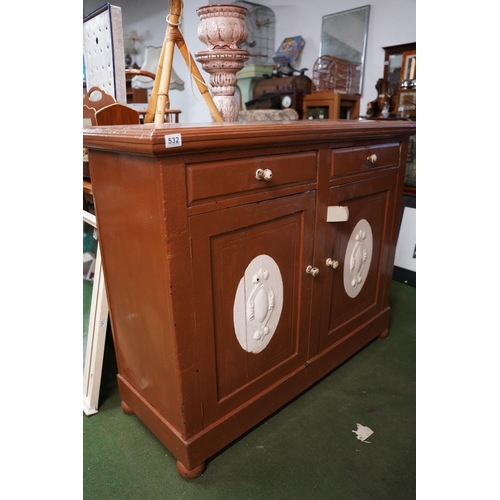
top-left (83, 118), bottom-right (416, 478)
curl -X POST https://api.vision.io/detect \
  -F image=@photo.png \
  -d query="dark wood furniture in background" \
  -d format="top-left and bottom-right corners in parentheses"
top-left (245, 74), bottom-right (312, 119)
top-left (125, 69), bottom-right (150, 104)
top-left (364, 42), bottom-right (416, 191)
top-left (83, 119), bottom-right (416, 479)
top-left (127, 103), bottom-right (182, 123)
top-left (367, 42), bottom-right (416, 119)
top-left (382, 43), bottom-right (416, 95)
top-left (302, 91), bottom-right (360, 120)
top-left (124, 68), bottom-right (182, 123)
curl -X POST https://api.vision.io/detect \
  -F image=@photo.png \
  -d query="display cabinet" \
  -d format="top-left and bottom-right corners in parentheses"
top-left (83, 119), bottom-right (415, 478)
top-left (383, 42), bottom-right (416, 118)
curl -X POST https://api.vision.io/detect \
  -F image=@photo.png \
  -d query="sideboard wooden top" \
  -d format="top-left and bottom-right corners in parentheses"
top-left (83, 119), bottom-right (416, 156)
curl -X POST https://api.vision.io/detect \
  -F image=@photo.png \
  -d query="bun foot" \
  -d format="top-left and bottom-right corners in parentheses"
top-left (378, 329), bottom-right (389, 339)
top-left (176, 460), bottom-right (206, 479)
top-left (120, 401), bottom-right (134, 415)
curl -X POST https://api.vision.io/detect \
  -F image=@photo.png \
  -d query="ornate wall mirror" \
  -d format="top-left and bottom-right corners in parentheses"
top-left (320, 5), bottom-right (370, 94)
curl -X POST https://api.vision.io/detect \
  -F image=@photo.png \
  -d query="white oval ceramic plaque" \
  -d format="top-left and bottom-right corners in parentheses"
top-left (343, 219), bottom-right (373, 298)
top-left (233, 254), bottom-right (283, 354)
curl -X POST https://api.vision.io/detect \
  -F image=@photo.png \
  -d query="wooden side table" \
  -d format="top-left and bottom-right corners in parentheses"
top-left (303, 91), bottom-right (360, 120)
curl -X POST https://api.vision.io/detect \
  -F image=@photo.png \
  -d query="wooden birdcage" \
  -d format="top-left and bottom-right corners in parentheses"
top-left (312, 55), bottom-right (361, 94)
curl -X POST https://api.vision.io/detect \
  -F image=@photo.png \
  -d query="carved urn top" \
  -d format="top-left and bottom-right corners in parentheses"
top-left (196, 4), bottom-right (248, 18)
top-left (197, 4), bottom-right (248, 51)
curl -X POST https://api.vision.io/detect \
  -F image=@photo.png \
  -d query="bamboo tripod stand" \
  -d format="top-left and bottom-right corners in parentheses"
top-left (144, 0), bottom-right (223, 124)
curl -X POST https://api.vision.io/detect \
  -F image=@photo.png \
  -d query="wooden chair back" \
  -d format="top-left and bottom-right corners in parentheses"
top-left (83, 87), bottom-right (116, 125)
top-left (94, 103), bottom-right (141, 126)
top-left (125, 68), bottom-right (156, 81)
top-left (83, 86), bottom-right (116, 110)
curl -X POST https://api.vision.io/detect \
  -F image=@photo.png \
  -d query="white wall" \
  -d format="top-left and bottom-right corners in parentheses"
top-left (83, 0), bottom-right (416, 123)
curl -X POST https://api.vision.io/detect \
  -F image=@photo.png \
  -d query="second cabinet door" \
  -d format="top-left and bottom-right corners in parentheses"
top-left (318, 173), bottom-right (398, 352)
top-left (189, 192), bottom-right (316, 427)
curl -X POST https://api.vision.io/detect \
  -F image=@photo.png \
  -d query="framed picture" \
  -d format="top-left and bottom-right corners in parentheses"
top-left (393, 194), bottom-right (416, 286)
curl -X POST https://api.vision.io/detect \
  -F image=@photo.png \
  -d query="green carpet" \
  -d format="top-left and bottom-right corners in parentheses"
top-left (83, 280), bottom-right (415, 500)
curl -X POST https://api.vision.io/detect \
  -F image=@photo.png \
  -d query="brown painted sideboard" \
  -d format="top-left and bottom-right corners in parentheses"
top-left (83, 119), bottom-right (416, 478)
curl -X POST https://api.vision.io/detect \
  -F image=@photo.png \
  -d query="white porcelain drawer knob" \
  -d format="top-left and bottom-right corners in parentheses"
top-left (326, 258), bottom-right (339, 269)
top-left (256, 168), bottom-right (273, 181)
top-left (367, 154), bottom-right (377, 164)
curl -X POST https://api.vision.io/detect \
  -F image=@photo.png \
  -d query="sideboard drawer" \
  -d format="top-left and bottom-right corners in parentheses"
top-left (187, 152), bottom-right (316, 205)
top-left (331, 143), bottom-right (400, 177)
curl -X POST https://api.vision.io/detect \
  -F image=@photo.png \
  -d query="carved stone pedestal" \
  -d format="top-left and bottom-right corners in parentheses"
top-left (195, 4), bottom-right (250, 121)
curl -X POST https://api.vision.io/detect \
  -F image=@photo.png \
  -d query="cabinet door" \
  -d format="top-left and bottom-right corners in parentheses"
top-left (318, 174), bottom-right (398, 352)
top-left (189, 192), bottom-right (315, 427)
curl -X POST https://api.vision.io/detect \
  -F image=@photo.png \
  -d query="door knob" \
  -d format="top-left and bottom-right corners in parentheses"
top-left (255, 168), bottom-right (273, 181)
top-left (326, 258), bottom-right (339, 269)
top-left (306, 265), bottom-right (319, 277)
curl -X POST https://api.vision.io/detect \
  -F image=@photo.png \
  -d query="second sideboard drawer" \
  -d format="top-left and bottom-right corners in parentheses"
top-left (331, 143), bottom-right (400, 178)
top-left (187, 152), bottom-right (317, 205)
